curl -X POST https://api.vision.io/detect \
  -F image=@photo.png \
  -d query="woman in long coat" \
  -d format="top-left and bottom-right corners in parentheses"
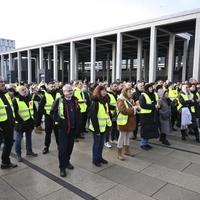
top-left (139, 83), bottom-right (159, 150)
top-left (157, 89), bottom-right (171, 145)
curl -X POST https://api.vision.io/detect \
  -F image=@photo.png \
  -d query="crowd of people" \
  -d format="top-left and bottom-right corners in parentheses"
top-left (0, 77), bottom-right (200, 177)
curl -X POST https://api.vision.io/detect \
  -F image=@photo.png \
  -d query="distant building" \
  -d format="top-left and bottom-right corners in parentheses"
top-left (0, 38), bottom-right (15, 53)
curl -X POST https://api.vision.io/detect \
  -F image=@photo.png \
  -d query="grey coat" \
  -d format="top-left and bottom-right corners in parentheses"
top-left (158, 97), bottom-right (172, 134)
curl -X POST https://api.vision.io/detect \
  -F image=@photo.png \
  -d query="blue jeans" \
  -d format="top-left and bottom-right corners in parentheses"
top-left (92, 133), bottom-right (105, 161)
top-left (140, 138), bottom-right (149, 146)
top-left (15, 130), bottom-right (32, 156)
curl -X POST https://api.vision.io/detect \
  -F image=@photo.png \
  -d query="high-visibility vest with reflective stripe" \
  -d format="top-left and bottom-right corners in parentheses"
top-left (73, 87), bottom-right (87, 113)
top-left (168, 88), bottom-right (178, 101)
top-left (89, 102), bottom-right (112, 133)
top-left (58, 98), bottom-right (65, 119)
top-left (177, 93), bottom-right (195, 113)
top-left (139, 93), bottom-right (154, 114)
top-left (15, 98), bottom-right (34, 121)
top-left (155, 92), bottom-right (159, 102)
top-left (0, 93), bottom-right (15, 122)
top-left (44, 92), bottom-right (61, 115)
top-left (107, 92), bottom-right (117, 114)
top-left (117, 100), bottom-right (129, 126)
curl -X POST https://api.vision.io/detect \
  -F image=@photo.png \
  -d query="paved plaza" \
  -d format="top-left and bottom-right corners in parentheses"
top-left (1, 130), bottom-right (200, 200)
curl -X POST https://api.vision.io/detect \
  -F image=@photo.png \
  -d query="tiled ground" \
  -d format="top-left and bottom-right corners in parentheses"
top-left (1, 130), bottom-right (200, 200)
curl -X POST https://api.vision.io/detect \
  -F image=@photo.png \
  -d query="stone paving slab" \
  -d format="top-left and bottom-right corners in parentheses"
top-left (98, 165), bottom-right (166, 196)
top-left (39, 188), bottom-right (84, 200)
top-left (2, 168), bottom-right (62, 200)
top-left (97, 184), bottom-right (155, 200)
top-left (141, 164), bottom-right (200, 194)
top-left (152, 183), bottom-right (200, 200)
top-left (0, 178), bottom-right (26, 200)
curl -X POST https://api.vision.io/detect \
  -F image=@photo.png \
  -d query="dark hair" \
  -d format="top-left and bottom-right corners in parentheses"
top-left (92, 85), bottom-right (105, 98)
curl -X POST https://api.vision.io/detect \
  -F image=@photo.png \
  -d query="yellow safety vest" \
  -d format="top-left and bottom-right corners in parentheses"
top-left (58, 98), bottom-right (64, 119)
top-left (177, 93), bottom-right (195, 113)
top-left (168, 88), bottom-right (178, 101)
top-left (117, 100), bottom-right (129, 126)
top-left (73, 87), bottom-right (87, 113)
top-left (140, 93), bottom-right (155, 114)
top-left (15, 98), bottom-right (34, 121)
top-left (89, 102), bottom-right (112, 133)
top-left (107, 92), bottom-right (117, 114)
top-left (44, 92), bottom-right (61, 115)
top-left (0, 93), bottom-right (15, 122)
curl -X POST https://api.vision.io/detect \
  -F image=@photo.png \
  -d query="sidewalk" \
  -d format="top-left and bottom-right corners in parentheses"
top-left (1, 131), bottom-right (200, 200)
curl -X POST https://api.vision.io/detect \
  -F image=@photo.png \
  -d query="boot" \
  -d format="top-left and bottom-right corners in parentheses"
top-left (124, 145), bottom-right (135, 157)
top-left (159, 133), bottom-right (165, 142)
top-left (181, 130), bottom-right (187, 141)
top-left (117, 148), bottom-right (125, 160)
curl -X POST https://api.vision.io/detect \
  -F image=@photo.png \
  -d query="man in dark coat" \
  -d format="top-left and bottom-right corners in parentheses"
top-left (51, 84), bottom-right (79, 177)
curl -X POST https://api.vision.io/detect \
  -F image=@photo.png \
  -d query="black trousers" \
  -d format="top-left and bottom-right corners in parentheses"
top-left (1, 128), bottom-right (14, 165)
top-left (44, 116), bottom-right (59, 148)
top-left (133, 114), bottom-right (140, 138)
top-left (58, 128), bottom-right (75, 170)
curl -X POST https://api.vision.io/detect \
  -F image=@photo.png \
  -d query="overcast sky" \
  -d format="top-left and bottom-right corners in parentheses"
top-left (1, 0), bottom-right (200, 48)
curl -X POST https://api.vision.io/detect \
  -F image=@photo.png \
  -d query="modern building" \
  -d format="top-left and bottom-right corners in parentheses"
top-left (1, 9), bottom-right (200, 83)
top-left (0, 38), bottom-right (15, 53)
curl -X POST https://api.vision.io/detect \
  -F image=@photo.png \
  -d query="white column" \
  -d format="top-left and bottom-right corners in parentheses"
top-left (36, 56), bottom-right (40, 83)
top-left (8, 53), bottom-right (13, 71)
top-left (137, 39), bottom-right (143, 81)
top-left (106, 53), bottom-right (110, 83)
top-left (53, 45), bottom-right (58, 81)
top-left (27, 50), bottom-right (32, 83)
top-left (70, 41), bottom-right (76, 81)
top-left (193, 17), bottom-right (200, 81)
top-left (90, 37), bottom-right (96, 83)
top-left (149, 26), bottom-right (157, 82)
top-left (112, 42), bottom-right (116, 82)
top-left (167, 34), bottom-right (175, 82)
top-left (39, 47), bottom-right (43, 70)
top-left (60, 51), bottom-right (64, 70)
top-left (74, 49), bottom-right (78, 80)
top-left (0, 55), bottom-right (4, 78)
top-left (17, 52), bottom-right (22, 82)
top-left (116, 32), bottom-right (122, 80)
top-left (47, 53), bottom-right (51, 70)
top-left (182, 40), bottom-right (189, 81)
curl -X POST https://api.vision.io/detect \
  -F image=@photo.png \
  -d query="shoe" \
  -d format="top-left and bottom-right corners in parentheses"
top-left (162, 140), bottom-right (171, 146)
top-left (145, 144), bottom-right (152, 149)
top-left (110, 140), bottom-right (118, 145)
top-left (140, 145), bottom-right (149, 150)
top-left (74, 139), bottom-right (79, 143)
top-left (117, 148), bottom-right (125, 160)
top-left (16, 155), bottom-right (23, 162)
top-left (124, 145), bottom-right (135, 157)
top-left (130, 136), bottom-right (137, 140)
top-left (60, 169), bottom-right (67, 177)
top-left (172, 128), bottom-right (177, 131)
top-left (182, 136), bottom-right (186, 141)
top-left (196, 138), bottom-right (200, 143)
top-left (42, 147), bottom-right (49, 154)
top-left (66, 162), bottom-right (74, 170)
top-left (1, 163), bottom-right (18, 169)
top-left (93, 160), bottom-right (101, 167)
top-left (99, 158), bottom-right (108, 164)
top-left (27, 152), bottom-right (38, 157)
top-left (78, 135), bottom-right (85, 139)
top-left (104, 142), bottom-right (112, 148)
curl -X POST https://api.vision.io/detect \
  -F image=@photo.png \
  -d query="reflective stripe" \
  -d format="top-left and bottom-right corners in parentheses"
top-left (139, 93), bottom-right (154, 114)
top-left (117, 100), bottom-right (129, 125)
top-left (89, 102), bottom-right (112, 133)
